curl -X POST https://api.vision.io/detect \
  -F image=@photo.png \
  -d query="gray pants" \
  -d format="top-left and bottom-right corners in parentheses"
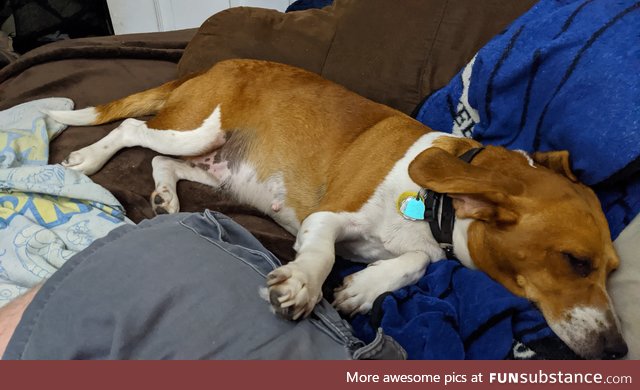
top-left (3, 211), bottom-right (405, 360)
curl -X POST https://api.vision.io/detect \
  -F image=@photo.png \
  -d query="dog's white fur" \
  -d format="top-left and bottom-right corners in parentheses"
top-left (45, 107), bottom-right (98, 126)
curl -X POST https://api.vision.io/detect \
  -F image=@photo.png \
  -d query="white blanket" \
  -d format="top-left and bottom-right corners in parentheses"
top-left (611, 213), bottom-right (640, 359)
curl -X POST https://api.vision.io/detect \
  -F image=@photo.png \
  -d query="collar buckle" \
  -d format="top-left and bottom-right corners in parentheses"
top-left (423, 191), bottom-right (440, 222)
top-left (439, 243), bottom-right (455, 260)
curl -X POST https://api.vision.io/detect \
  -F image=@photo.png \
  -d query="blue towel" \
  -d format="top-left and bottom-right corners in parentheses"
top-left (286, 0), bottom-right (333, 12)
top-left (415, 0), bottom-right (640, 238)
top-left (330, 259), bottom-right (571, 360)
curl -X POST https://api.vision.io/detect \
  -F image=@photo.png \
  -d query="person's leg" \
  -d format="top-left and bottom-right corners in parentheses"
top-left (2, 212), bottom-right (396, 360)
top-left (0, 285), bottom-right (40, 357)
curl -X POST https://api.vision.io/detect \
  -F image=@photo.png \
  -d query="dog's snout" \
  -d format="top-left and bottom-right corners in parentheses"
top-left (600, 310), bottom-right (628, 360)
top-left (549, 306), bottom-right (629, 359)
top-left (601, 336), bottom-right (628, 360)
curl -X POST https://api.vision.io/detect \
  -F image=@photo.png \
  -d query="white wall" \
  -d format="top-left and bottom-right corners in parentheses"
top-left (107, 0), bottom-right (294, 35)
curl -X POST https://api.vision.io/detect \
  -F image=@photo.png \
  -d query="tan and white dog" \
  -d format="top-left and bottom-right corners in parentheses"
top-left (46, 59), bottom-right (627, 359)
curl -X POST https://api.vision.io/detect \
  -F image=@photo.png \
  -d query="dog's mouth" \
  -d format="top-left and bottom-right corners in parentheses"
top-left (546, 306), bottom-right (627, 359)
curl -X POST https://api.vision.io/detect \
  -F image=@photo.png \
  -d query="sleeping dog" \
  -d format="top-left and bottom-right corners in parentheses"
top-left (46, 59), bottom-right (627, 359)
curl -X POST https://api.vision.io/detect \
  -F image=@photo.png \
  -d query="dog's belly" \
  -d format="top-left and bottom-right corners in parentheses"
top-left (220, 161), bottom-right (300, 234)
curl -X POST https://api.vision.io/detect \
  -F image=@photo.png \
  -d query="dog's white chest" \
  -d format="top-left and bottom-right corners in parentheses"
top-left (335, 133), bottom-right (457, 263)
top-left (336, 214), bottom-right (434, 263)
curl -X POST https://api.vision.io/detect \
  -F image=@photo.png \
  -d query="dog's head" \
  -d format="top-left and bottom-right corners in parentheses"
top-left (408, 144), bottom-right (627, 359)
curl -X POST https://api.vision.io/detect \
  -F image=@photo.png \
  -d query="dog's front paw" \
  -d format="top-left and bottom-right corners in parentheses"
top-left (151, 185), bottom-right (179, 214)
top-left (333, 264), bottom-right (389, 316)
top-left (266, 263), bottom-right (322, 320)
top-left (61, 149), bottom-right (104, 175)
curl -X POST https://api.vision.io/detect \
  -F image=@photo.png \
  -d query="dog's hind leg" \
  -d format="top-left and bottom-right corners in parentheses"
top-left (61, 106), bottom-right (226, 175)
top-left (150, 156), bottom-right (226, 214)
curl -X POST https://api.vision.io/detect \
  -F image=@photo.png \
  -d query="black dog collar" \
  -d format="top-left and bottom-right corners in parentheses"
top-left (423, 147), bottom-right (484, 260)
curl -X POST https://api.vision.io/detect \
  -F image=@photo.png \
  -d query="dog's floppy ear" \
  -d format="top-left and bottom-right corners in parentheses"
top-left (531, 150), bottom-right (578, 182)
top-left (408, 147), bottom-right (523, 224)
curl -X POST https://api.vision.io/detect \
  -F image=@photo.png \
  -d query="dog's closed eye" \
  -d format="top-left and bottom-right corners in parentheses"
top-left (563, 252), bottom-right (593, 278)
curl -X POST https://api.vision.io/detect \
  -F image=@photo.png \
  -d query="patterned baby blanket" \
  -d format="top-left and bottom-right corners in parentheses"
top-left (0, 98), bottom-right (129, 306)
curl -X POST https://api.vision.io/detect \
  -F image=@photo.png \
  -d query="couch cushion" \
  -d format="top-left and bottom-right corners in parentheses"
top-left (178, 7), bottom-right (337, 78)
top-left (178, 0), bottom-right (537, 115)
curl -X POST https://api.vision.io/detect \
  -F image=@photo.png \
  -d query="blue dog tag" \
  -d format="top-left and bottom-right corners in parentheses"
top-left (400, 197), bottom-right (425, 221)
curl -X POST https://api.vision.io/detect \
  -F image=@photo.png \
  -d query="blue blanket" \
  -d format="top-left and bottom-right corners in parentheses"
top-left (330, 259), bottom-right (573, 360)
top-left (286, 0), bottom-right (333, 12)
top-left (415, 0), bottom-right (640, 239)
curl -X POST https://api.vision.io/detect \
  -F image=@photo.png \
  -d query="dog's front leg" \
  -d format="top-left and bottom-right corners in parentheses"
top-left (267, 211), bottom-right (348, 320)
top-left (333, 251), bottom-right (430, 316)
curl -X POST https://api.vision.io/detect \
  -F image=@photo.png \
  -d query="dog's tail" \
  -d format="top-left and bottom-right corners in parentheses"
top-left (44, 72), bottom-right (201, 126)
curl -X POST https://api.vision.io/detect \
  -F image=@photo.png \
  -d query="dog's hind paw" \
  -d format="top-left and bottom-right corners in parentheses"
top-left (266, 263), bottom-right (321, 320)
top-left (151, 186), bottom-right (180, 214)
top-left (61, 149), bottom-right (105, 175)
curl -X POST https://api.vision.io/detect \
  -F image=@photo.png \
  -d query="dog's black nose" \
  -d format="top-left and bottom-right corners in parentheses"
top-left (602, 340), bottom-right (628, 360)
